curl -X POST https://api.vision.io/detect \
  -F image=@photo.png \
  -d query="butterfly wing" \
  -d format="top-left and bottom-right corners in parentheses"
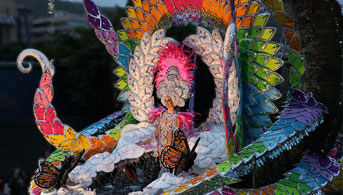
top-left (34, 161), bottom-right (60, 188)
top-left (174, 137), bottom-right (200, 175)
top-left (187, 137), bottom-right (200, 168)
top-left (162, 129), bottom-right (199, 173)
top-left (160, 146), bottom-right (184, 169)
top-left (174, 155), bottom-right (187, 175)
top-left (171, 129), bottom-right (190, 156)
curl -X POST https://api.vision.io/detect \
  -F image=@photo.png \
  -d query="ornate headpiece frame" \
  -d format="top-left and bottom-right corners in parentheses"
top-left (153, 43), bottom-right (195, 107)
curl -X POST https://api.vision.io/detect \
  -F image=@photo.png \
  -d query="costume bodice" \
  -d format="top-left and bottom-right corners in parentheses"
top-left (158, 111), bottom-right (178, 147)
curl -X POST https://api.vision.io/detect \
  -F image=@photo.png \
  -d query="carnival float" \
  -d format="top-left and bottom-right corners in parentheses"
top-left (16, 0), bottom-right (342, 194)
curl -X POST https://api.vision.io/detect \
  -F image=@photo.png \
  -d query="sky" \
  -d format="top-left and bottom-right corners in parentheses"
top-left (337, 0), bottom-right (343, 14)
top-left (59, 0), bottom-right (127, 7)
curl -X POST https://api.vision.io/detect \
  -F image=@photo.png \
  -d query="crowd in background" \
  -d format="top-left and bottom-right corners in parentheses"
top-left (0, 150), bottom-right (51, 195)
top-left (0, 168), bottom-right (29, 195)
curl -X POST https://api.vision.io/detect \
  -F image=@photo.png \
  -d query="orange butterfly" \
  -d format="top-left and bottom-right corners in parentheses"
top-left (34, 161), bottom-right (61, 188)
top-left (34, 150), bottom-right (84, 189)
top-left (160, 129), bottom-right (200, 175)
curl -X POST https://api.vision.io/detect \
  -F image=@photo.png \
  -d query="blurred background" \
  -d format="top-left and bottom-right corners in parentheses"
top-left (0, 0), bottom-right (130, 193)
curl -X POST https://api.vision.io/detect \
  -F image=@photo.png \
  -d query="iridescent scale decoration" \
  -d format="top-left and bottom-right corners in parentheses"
top-left (16, 0), bottom-right (342, 194)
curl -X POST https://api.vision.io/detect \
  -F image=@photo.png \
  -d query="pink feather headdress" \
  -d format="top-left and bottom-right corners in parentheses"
top-left (153, 42), bottom-right (195, 107)
top-left (153, 43), bottom-right (195, 87)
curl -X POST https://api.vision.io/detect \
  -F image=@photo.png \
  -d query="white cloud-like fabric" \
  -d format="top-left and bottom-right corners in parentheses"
top-left (190, 125), bottom-right (227, 171)
top-left (40, 187), bottom-right (95, 195)
top-left (128, 172), bottom-right (193, 195)
top-left (126, 125), bottom-right (227, 194)
top-left (68, 151), bottom-right (118, 187)
top-left (68, 122), bottom-right (156, 188)
top-left (67, 123), bottom-right (227, 191)
top-left (114, 122), bottom-right (156, 159)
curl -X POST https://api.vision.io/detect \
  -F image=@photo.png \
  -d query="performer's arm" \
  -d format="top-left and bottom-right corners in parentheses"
top-left (136, 124), bottom-right (160, 145)
top-left (155, 125), bottom-right (160, 138)
top-left (176, 117), bottom-right (181, 129)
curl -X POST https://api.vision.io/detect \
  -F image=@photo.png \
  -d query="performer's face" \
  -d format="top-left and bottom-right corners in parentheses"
top-left (165, 96), bottom-right (174, 109)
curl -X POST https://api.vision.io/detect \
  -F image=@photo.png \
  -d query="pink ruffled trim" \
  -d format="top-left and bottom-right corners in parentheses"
top-left (148, 107), bottom-right (166, 123)
top-left (177, 112), bottom-right (196, 129)
top-left (178, 112), bottom-right (199, 137)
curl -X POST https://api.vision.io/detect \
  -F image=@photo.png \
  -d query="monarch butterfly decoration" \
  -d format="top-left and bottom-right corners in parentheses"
top-left (161, 129), bottom-right (200, 175)
top-left (34, 150), bottom-right (84, 189)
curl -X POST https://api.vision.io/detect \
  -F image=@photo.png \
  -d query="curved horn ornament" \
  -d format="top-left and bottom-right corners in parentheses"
top-left (17, 49), bottom-right (55, 75)
top-left (17, 49), bottom-right (119, 160)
